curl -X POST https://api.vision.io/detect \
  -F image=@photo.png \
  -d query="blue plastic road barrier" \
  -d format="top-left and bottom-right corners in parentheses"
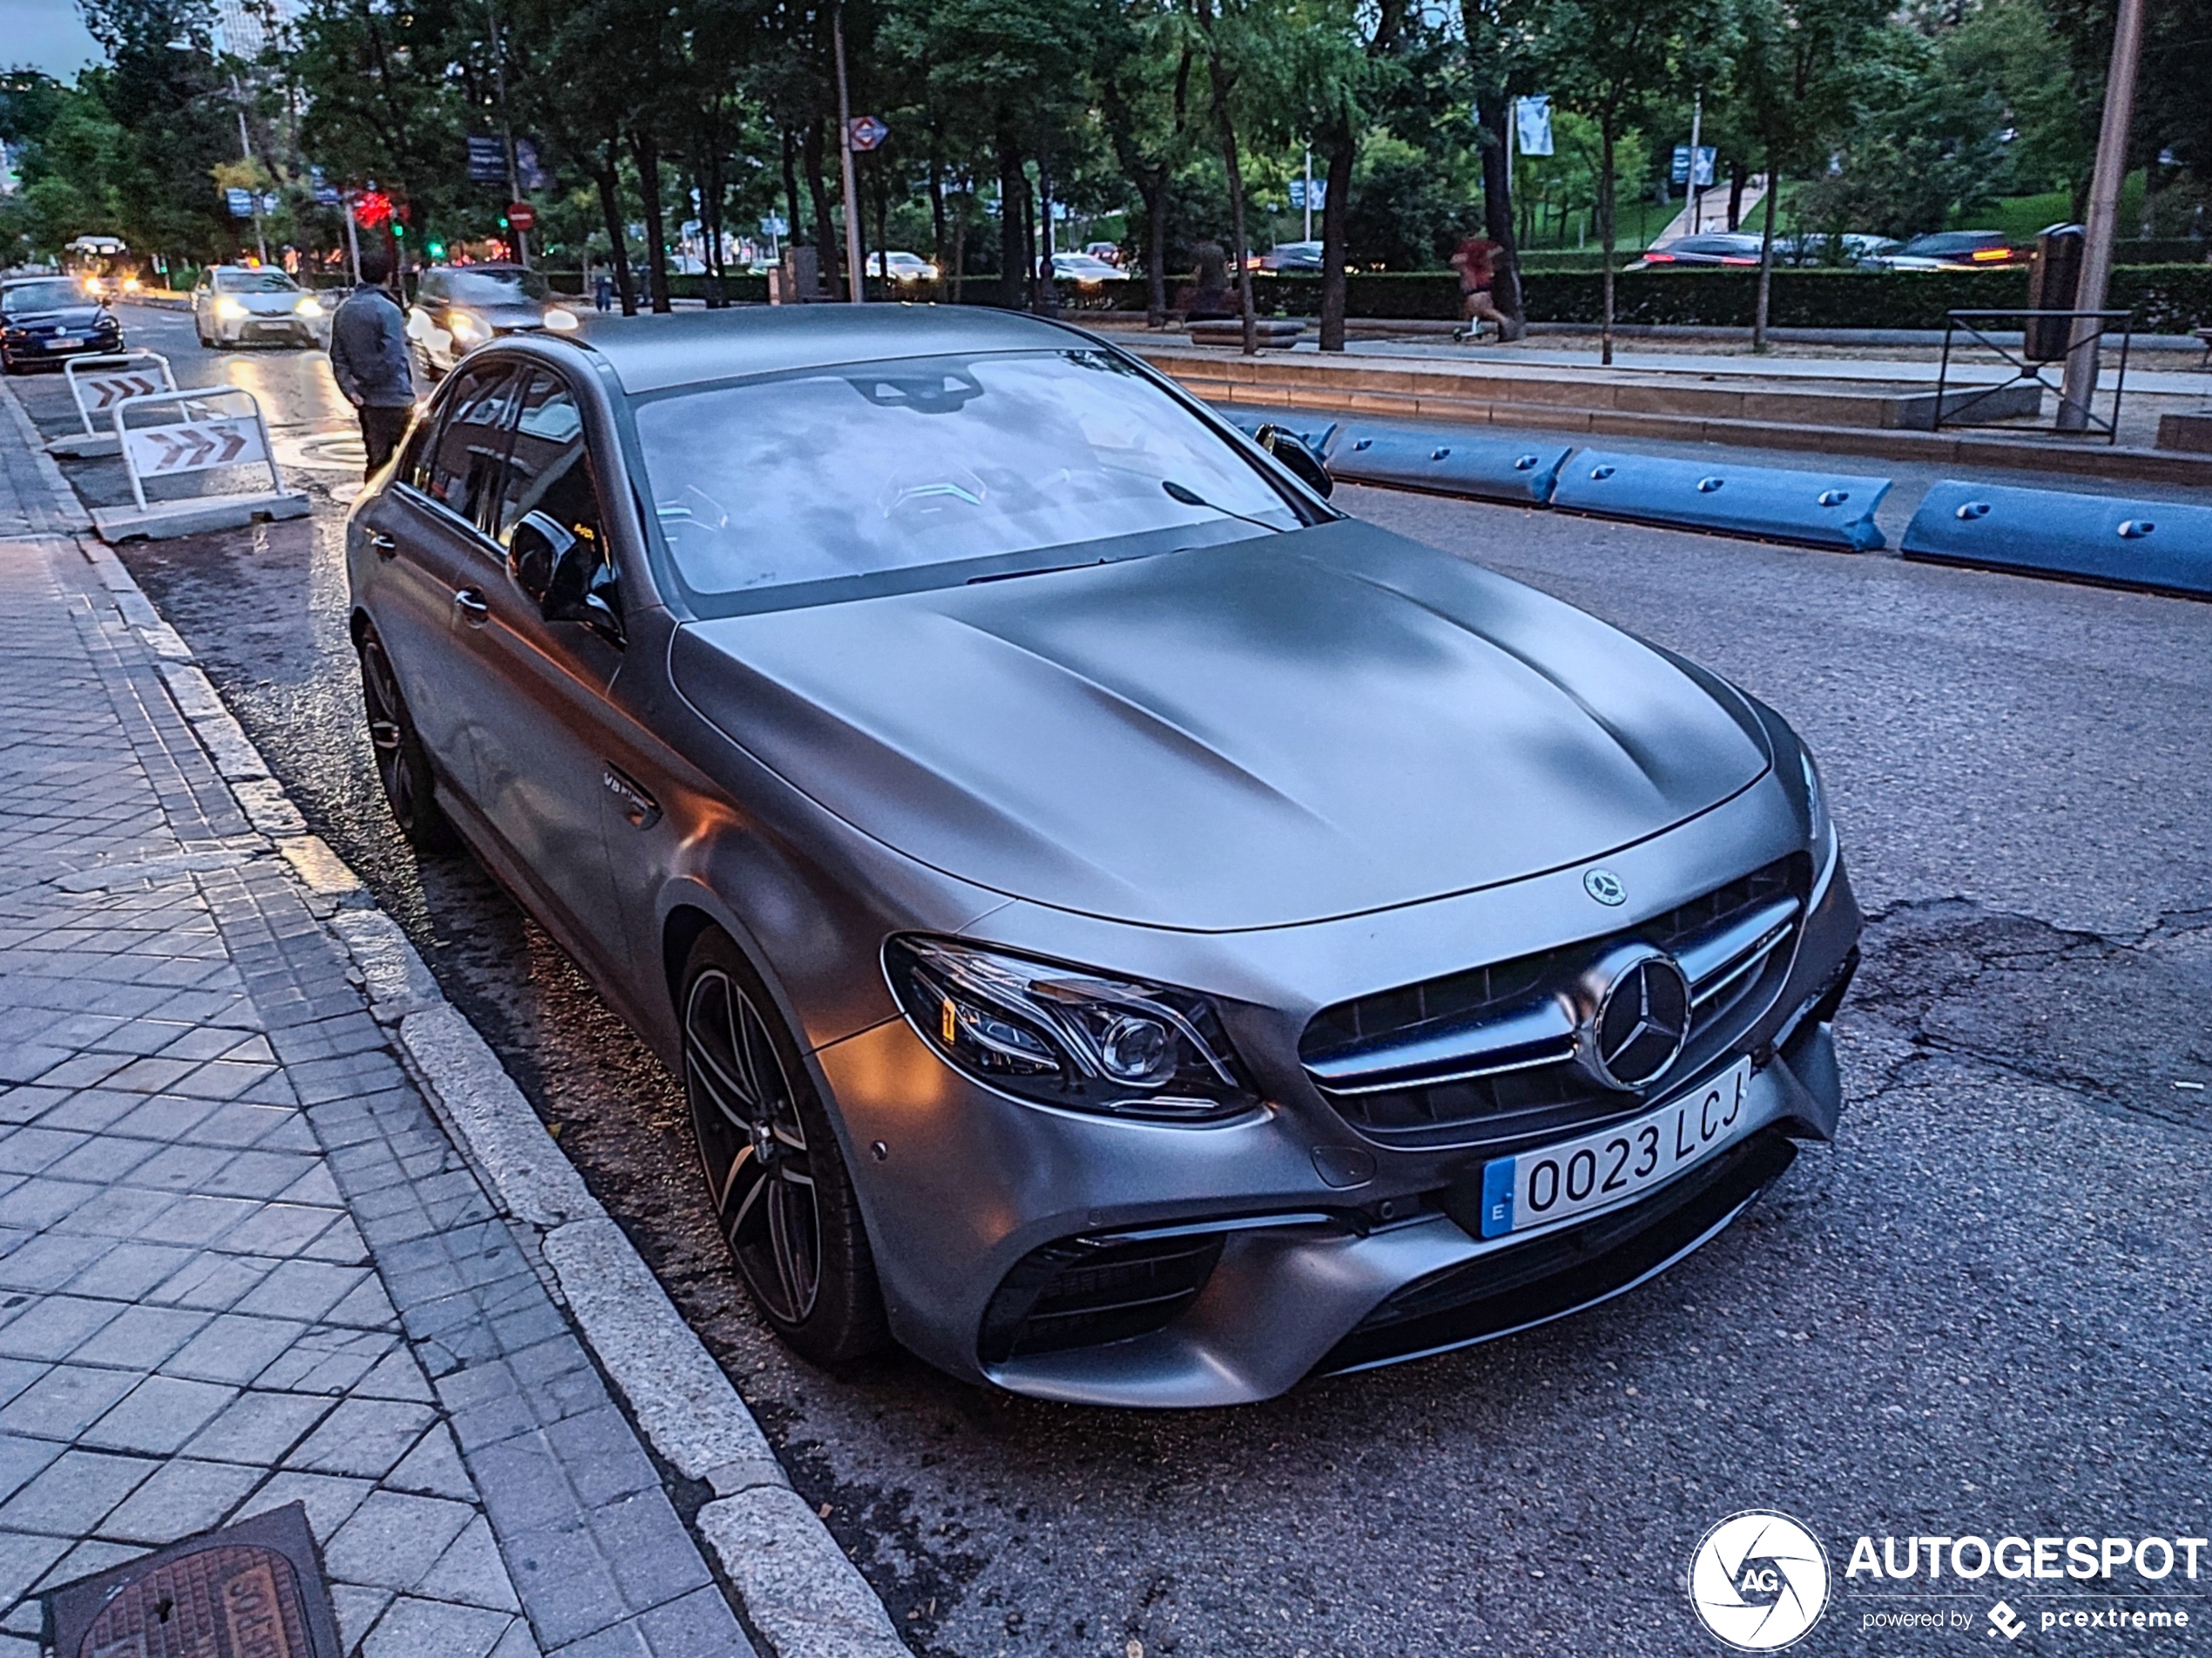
top-left (1225, 409), bottom-right (1341, 456)
top-left (1549, 450), bottom-right (1892, 551)
top-left (1323, 426), bottom-right (1570, 506)
top-left (1901, 481), bottom-right (2212, 600)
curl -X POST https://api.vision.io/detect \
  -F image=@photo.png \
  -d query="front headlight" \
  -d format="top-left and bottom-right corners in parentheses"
top-left (885, 937), bottom-right (1258, 1122)
top-left (294, 296), bottom-right (324, 318)
top-left (543, 307), bottom-right (578, 332)
top-left (214, 297), bottom-right (247, 320)
top-left (1801, 745), bottom-right (1838, 880)
top-left (448, 309), bottom-right (490, 344)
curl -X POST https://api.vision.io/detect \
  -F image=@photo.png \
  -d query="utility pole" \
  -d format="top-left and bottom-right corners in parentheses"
top-left (483, 0), bottom-right (528, 266)
top-left (232, 92), bottom-right (269, 265)
top-left (342, 196), bottom-right (362, 284)
top-left (2057, 0), bottom-right (2147, 431)
top-left (833, 2), bottom-right (865, 302)
top-left (1303, 144), bottom-right (1313, 241)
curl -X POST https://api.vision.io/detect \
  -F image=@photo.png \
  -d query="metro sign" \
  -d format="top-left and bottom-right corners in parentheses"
top-left (847, 115), bottom-right (888, 152)
top-left (124, 419), bottom-right (268, 477)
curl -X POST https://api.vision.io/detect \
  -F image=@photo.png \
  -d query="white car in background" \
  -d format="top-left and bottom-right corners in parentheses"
top-left (871, 251), bottom-right (940, 284)
top-left (192, 266), bottom-right (327, 347)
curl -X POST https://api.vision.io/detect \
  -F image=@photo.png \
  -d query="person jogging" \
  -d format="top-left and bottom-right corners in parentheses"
top-left (1450, 233), bottom-right (1508, 344)
top-left (327, 247), bottom-right (415, 480)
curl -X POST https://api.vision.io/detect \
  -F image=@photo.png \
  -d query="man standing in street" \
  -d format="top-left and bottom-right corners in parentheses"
top-left (328, 247), bottom-right (415, 479)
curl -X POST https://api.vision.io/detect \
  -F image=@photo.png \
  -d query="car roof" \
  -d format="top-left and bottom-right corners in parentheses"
top-left (568, 304), bottom-right (1095, 395)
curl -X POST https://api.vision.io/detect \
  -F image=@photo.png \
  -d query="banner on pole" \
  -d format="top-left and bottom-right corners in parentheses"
top-left (1514, 96), bottom-right (1554, 158)
top-left (1671, 145), bottom-right (1716, 186)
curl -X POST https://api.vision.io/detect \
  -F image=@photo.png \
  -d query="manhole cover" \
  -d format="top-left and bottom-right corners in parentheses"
top-left (273, 430), bottom-right (367, 472)
top-left (46, 1502), bottom-right (340, 1658)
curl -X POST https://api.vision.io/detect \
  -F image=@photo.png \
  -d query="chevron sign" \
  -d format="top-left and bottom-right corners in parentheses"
top-left (81, 372), bottom-right (166, 410)
top-left (124, 419), bottom-right (266, 476)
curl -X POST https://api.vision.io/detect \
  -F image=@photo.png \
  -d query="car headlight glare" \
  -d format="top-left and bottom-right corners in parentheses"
top-left (543, 307), bottom-right (579, 332)
top-left (448, 309), bottom-right (489, 343)
top-left (294, 296), bottom-right (324, 318)
top-left (886, 936), bottom-right (1258, 1121)
top-left (214, 297), bottom-right (247, 319)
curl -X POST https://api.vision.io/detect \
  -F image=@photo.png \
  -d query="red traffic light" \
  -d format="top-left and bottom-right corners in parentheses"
top-left (354, 189), bottom-right (395, 229)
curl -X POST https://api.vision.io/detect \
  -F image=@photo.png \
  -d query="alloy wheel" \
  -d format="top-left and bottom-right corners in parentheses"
top-left (685, 967), bottom-right (823, 1324)
top-left (359, 639), bottom-right (420, 827)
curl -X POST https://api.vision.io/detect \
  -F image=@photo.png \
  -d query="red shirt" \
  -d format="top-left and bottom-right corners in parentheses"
top-left (1453, 237), bottom-right (1499, 291)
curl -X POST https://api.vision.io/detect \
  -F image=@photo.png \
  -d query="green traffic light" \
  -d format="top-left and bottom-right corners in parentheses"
top-left (427, 242), bottom-right (446, 258)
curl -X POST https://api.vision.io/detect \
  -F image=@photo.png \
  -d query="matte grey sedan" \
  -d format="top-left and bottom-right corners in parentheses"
top-left (345, 307), bottom-right (1859, 1407)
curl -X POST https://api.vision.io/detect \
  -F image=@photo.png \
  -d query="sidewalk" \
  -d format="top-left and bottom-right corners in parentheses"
top-left (0, 446), bottom-right (752, 1648)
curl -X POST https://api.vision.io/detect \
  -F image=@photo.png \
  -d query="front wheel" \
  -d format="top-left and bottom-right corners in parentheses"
top-left (681, 929), bottom-right (889, 1366)
top-left (357, 624), bottom-right (457, 853)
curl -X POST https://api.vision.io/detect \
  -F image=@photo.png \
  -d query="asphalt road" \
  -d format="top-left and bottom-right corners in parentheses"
top-left (18, 302), bottom-right (2212, 1658)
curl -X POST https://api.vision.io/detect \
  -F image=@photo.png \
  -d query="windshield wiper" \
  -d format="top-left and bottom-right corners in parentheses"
top-left (1162, 479), bottom-right (1285, 534)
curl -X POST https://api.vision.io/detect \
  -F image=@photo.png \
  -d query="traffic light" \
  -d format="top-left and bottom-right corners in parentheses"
top-left (427, 241), bottom-right (446, 259)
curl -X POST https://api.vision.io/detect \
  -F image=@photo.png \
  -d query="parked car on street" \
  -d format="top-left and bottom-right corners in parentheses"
top-left (0, 274), bottom-right (124, 372)
top-left (192, 265), bottom-right (327, 348)
top-left (1879, 231), bottom-right (2026, 270)
top-left (346, 306), bottom-right (1860, 1408)
top-left (1046, 252), bottom-right (1129, 286)
top-left (404, 262), bottom-right (579, 381)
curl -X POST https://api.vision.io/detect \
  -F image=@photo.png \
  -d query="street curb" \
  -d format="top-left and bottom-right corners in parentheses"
top-left (1, 372), bottom-right (909, 1658)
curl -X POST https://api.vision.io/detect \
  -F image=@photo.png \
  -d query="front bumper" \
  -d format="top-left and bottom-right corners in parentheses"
top-left (816, 849), bottom-right (1861, 1408)
top-left (3, 331), bottom-right (122, 365)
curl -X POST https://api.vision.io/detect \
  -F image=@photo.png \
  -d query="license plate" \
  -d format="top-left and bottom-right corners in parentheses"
top-left (50, 334), bottom-right (78, 346)
top-left (1476, 1055), bottom-right (1755, 1238)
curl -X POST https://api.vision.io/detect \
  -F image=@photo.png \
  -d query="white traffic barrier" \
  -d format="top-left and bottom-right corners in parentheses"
top-left (90, 382), bottom-right (310, 543)
top-left (48, 351), bottom-right (178, 458)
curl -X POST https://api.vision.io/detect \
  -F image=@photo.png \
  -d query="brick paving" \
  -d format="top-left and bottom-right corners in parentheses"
top-left (0, 401), bottom-right (751, 1656)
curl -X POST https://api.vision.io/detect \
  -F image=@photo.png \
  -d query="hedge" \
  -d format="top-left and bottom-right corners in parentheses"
top-left (1166, 265), bottom-right (2212, 332)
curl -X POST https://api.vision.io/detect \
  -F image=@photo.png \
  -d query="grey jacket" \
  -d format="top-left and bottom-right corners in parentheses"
top-left (329, 286), bottom-right (415, 408)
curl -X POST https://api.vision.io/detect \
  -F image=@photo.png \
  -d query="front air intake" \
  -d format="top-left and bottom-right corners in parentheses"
top-left (978, 1232), bottom-right (1224, 1364)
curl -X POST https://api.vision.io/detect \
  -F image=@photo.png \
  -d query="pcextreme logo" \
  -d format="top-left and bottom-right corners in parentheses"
top-left (1690, 1511), bottom-right (1833, 1651)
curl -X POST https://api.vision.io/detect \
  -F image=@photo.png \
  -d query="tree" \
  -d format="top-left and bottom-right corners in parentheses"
top-left (1542, 0), bottom-right (1713, 362)
top-left (1730, 0), bottom-right (1886, 347)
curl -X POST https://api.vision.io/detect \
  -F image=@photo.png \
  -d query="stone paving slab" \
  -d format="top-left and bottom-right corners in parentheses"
top-left (0, 455), bottom-right (752, 1650)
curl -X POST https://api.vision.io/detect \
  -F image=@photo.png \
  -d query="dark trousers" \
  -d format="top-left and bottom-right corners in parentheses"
top-left (358, 404), bottom-right (412, 480)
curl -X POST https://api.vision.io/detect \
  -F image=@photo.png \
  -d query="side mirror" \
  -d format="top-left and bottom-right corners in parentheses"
top-left (1253, 424), bottom-right (1333, 498)
top-left (510, 510), bottom-right (624, 643)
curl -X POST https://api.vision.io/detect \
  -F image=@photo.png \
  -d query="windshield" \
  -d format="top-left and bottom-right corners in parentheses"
top-left (3, 280), bottom-right (85, 313)
top-left (216, 270), bottom-right (299, 293)
top-left (633, 347), bottom-right (1302, 605)
top-left (445, 268), bottom-right (553, 304)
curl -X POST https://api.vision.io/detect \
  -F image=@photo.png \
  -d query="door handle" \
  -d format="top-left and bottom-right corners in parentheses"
top-left (366, 529), bottom-right (397, 559)
top-left (452, 588), bottom-right (490, 625)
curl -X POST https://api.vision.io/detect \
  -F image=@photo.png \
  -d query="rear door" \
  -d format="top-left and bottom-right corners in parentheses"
top-left (365, 361), bottom-right (523, 797)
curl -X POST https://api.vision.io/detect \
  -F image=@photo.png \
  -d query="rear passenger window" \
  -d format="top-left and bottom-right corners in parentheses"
top-left (426, 367), bottom-right (517, 530)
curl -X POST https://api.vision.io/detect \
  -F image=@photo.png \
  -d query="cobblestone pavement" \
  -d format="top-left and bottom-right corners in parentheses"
top-left (0, 437), bottom-right (750, 1650)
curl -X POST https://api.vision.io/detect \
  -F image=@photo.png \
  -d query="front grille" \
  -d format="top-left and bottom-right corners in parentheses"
top-left (1299, 855), bottom-right (1808, 1151)
top-left (978, 1232), bottom-right (1224, 1364)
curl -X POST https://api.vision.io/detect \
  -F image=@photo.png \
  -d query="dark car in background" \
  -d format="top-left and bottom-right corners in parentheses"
top-left (346, 306), bottom-right (1860, 1408)
top-left (0, 275), bottom-right (124, 373)
top-left (1632, 233), bottom-right (1768, 269)
top-left (1881, 231), bottom-right (2025, 270)
top-left (404, 262), bottom-right (579, 380)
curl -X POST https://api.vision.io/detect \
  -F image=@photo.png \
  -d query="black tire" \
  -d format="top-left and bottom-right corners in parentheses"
top-left (357, 624), bottom-right (458, 853)
top-left (681, 929), bottom-right (889, 1366)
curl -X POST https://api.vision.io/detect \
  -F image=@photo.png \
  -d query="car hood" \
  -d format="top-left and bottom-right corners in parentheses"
top-left (5, 304), bottom-right (110, 327)
top-left (229, 292), bottom-right (306, 313)
top-left (670, 519), bottom-right (1771, 931)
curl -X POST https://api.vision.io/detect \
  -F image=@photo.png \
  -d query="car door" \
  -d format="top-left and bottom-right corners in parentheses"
top-left (361, 361), bottom-right (523, 799)
top-left (442, 365), bottom-right (626, 967)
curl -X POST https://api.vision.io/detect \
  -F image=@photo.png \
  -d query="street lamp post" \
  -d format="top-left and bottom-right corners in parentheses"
top-left (833, 2), bottom-right (866, 303)
top-left (482, 0), bottom-right (528, 266)
top-left (2057, 0), bottom-right (2148, 431)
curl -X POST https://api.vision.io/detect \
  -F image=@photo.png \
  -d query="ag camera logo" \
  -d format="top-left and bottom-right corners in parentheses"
top-left (1690, 1511), bottom-right (1831, 1650)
